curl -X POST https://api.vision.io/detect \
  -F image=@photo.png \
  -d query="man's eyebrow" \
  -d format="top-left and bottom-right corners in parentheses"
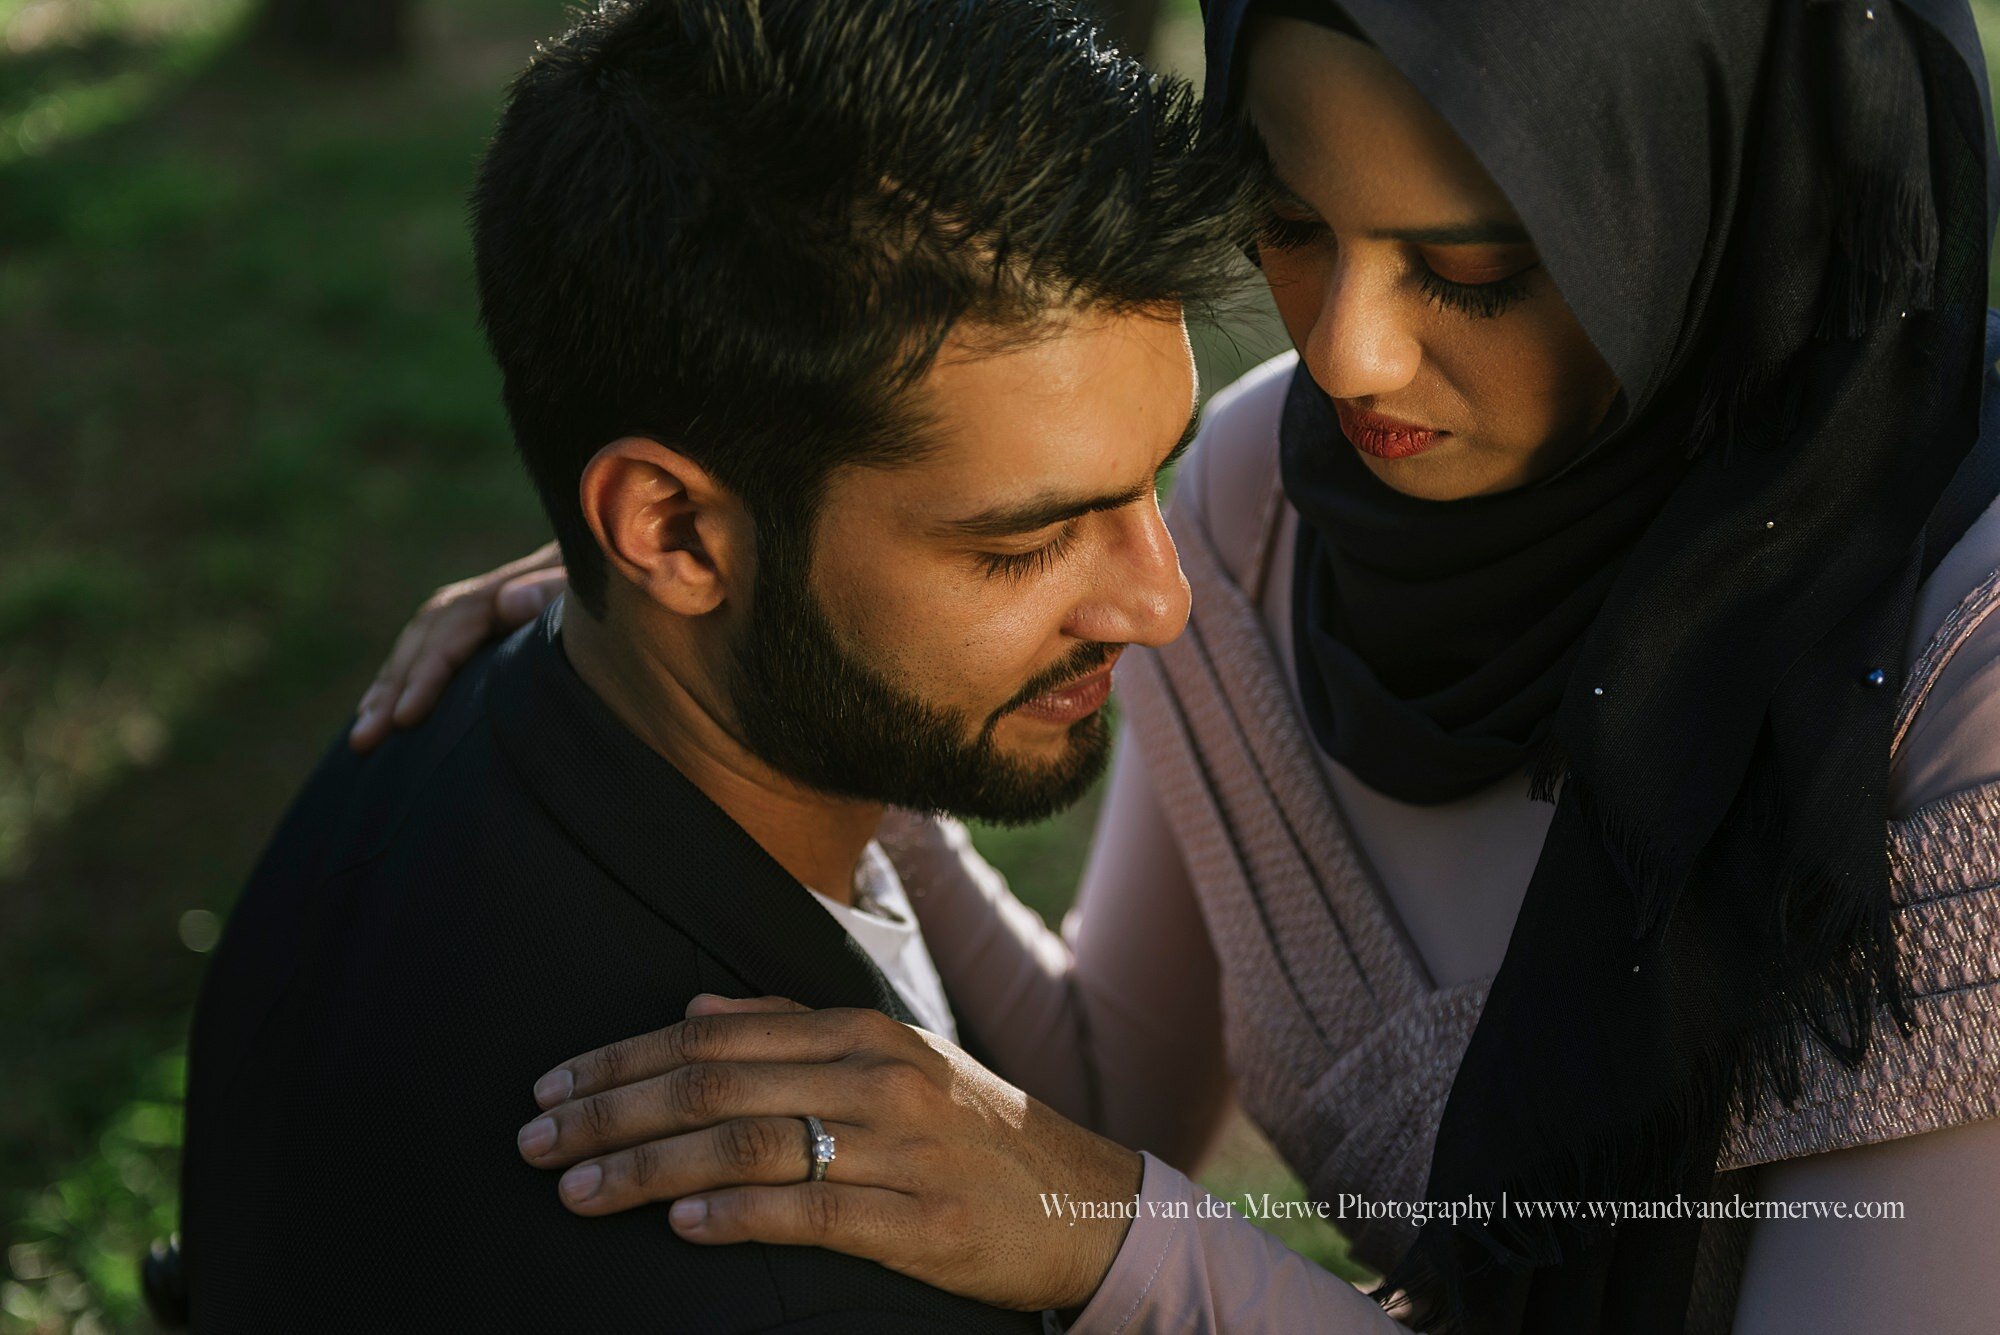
top-left (938, 405), bottom-right (1201, 540)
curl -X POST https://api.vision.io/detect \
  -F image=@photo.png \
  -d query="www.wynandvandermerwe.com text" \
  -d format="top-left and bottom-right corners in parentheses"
top-left (1036, 1191), bottom-right (1907, 1229)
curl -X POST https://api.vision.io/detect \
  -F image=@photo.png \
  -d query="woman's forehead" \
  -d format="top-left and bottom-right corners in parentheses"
top-left (1243, 19), bottom-right (1521, 230)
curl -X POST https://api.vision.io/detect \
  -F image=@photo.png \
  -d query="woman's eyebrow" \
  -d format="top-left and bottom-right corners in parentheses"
top-left (1368, 221), bottom-right (1531, 245)
top-left (1261, 159), bottom-right (1529, 246)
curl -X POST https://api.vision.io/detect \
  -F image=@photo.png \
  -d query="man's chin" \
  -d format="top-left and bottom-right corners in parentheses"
top-left (989, 706), bottom-right (1102, 753)
top-left (944, 716), bottom-right (1112, 826)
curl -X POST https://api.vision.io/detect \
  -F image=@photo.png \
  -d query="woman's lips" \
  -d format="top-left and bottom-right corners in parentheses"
top-left (1335, 401), bottom-right (1444, 460)
top-left (1013, 662), bottom-right (1117, 726)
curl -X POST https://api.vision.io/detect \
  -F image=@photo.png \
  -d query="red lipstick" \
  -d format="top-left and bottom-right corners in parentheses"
top-left (1334, 401), bottom-right (1444, 460)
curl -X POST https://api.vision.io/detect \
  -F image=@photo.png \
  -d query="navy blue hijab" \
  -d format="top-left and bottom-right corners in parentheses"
top-left (1201, 1), bottom-right (2000, 1329)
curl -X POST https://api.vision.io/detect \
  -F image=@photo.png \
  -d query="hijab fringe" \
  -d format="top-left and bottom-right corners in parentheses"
top-left (1689, 347), bottom-right (1815, 469)
top-left (1372, 1011), bottom-right (1748, 1333)
top-left (1816, 168), bottom-right (1940, 340)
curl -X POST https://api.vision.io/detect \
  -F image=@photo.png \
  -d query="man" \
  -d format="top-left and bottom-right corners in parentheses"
top-left (175, 0), bottom-right (1250, 1327)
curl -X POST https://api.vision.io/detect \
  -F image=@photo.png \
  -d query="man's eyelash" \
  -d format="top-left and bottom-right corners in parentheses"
top-left (1416, 263), bottom-right (1536, 319)
top-left (980, 526), bottom-right (1076, 581)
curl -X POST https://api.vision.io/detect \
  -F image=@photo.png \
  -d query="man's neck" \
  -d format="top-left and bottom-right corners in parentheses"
top-left (560, 605), bottom-right (882, 905)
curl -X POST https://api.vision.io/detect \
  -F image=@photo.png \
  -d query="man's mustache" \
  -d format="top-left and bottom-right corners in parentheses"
top-left (986, 641), bottom-right (1122, 727)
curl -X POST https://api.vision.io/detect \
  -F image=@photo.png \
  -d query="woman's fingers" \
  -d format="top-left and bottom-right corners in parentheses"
top-left (519, 1058), bottom-right (871, 1168)
top-left (668, 1182), bottom-right (917, 1258)
top-left (533, 1004), bottom-right (903, 1109)
top-left (386, 588), bottom-right (504, 724)
top-left (348, 542), bottom-right (567, 753)
top-left (494, 565), bottom-right (567, 624)
top-left (349, 616), bottom-right (435, 751)
top-left (550, 1116), bottom-right (897, 1216)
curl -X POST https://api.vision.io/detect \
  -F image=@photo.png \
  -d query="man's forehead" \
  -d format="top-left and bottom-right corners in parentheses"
top-left (927, 303), bottom-right (1191, 373)
top-left (822, 305), bottom-right (1196, 534)
top-left (921, 307), bottom-right (1190, 423)
top-left (917, 401), bottom-right (1202, 540)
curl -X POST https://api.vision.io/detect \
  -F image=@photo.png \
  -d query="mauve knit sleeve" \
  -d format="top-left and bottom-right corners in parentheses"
top-left (1060, 1153), bottom-right (1409, 1334)
top-left (881, 733), bottom-right (1233, 1168)
top-left (1889, 492), bottom-right (2000, 818)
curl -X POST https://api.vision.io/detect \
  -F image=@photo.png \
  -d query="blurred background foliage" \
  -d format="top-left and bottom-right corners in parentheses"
top-left (3, 0), bottom-right (1997, 1328)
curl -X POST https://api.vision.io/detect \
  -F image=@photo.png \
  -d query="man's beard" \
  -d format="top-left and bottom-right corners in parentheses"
top-left (727, 538), bottom-right (1113, 826)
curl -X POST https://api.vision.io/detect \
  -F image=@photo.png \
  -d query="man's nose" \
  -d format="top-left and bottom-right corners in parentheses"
top-left (1073, 498), bottom-right (1191, 650)
top-left (1302, 262), bottom-right (1421, 402)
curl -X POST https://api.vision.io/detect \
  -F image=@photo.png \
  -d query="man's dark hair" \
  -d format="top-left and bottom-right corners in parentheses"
top-left (472, 0), bottom-right (1252, 614)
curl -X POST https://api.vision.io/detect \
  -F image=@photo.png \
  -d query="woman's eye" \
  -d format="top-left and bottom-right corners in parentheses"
top-left (1416, 260), bottom-right (1538, 320)
top-left (979, 527), bottom-right (1075, 581)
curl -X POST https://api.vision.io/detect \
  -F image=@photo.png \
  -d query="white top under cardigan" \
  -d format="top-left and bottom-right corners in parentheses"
top-left (807, 840), bottom-right (958, 1043)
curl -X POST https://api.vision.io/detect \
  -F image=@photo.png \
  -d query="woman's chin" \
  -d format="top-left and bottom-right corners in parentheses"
top-left (1357, 436), bottom-right (1579, 502)
top-left (1355, 440), bottom-right (1499, 501)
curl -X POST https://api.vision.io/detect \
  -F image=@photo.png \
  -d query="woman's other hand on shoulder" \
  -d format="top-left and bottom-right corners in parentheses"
top-left (348, 542), bottom-right (568, 752)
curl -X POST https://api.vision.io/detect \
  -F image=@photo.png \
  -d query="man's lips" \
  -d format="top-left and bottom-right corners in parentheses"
top-left (1334, 401), bottom-right (1445, 460)
top-left (1012, 655), bottom-right (1120, 726)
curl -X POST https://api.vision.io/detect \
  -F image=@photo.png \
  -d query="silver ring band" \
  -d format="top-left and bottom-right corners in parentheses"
top-left (803, 1115), bottom-right (836, 1183)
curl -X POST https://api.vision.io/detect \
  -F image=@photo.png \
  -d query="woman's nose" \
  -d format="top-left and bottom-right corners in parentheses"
top-left (1302, 263), bottom-right (1421, 402)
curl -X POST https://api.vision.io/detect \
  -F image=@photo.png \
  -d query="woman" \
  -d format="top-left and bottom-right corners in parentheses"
top-left (356, 1), bottom-right (2000, 1329)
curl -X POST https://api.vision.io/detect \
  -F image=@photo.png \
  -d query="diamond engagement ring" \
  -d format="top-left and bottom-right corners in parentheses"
top-left (803, 1115), bottom-right (836, 1183)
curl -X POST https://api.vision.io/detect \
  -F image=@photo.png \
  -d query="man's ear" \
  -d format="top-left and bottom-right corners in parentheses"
top-left (578, 437), bottom-right (745, 616)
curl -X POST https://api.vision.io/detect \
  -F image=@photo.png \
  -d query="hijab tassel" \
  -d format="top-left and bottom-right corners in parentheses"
top-left (1812, 0), bottom-right (1940, 339)
top-left (1815, 168), bottom-right (1939, 340)
top-left (1374, 1030), bottom-right (1752, 1333)
top-left (1530, 732), bottom-right (1696, 939)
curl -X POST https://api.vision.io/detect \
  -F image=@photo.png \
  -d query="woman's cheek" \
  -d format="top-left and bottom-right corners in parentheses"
top-left (1260, 253), bottom-right (1330, 351)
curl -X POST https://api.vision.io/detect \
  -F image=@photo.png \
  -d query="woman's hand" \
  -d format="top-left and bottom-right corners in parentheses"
top-left (349, 542), bottom-right (568, 752)
top-left (515, 995), bottom-right (1146, 1313)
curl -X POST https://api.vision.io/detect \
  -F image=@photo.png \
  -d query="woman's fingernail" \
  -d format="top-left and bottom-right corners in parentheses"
top-left (670, 1198), bottom-right (708, 1229)
top-left (534, 1069), bottom-right (573, 1107)
top-left (560, 1164), bottom-right (602, 1203)
top-left (517, 1116), bottom-right (557, 1157)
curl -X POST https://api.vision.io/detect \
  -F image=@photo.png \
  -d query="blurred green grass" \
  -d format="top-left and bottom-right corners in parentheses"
top-left (5, 0), bottom-right (1999, 1328)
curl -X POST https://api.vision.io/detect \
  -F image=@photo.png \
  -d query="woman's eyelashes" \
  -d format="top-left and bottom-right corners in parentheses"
top-left (1256, 210), bottom-right (1538, 320)
top-left (1416, 261), bottom-right (1536, 319)
top-left (979, 525), bottom-right (1078, 582)
top-left (1255, 212), bottom-right (1331, 253)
